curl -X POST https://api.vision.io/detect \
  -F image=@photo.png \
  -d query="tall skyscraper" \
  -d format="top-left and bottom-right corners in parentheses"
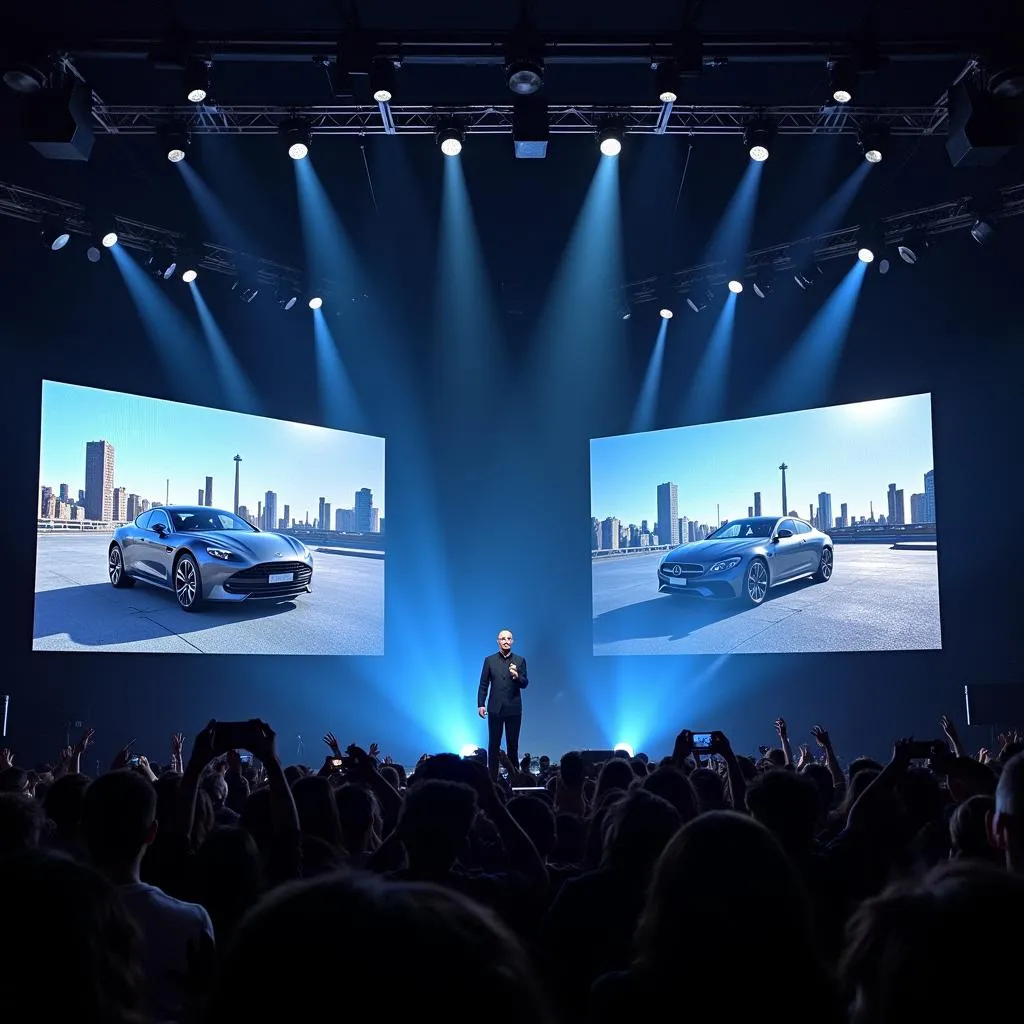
top-left (817, 492), bottom-right (833, 533)
top-left (371, 507), bottom-right (380, 532)
top-left (779, 463), bottom-right (788, 517)
top-left (127, 494), bottom-right (140, 519)
top-left (198, 488), bottom-right (205, 505)
top-left (887, 484), bottom-right (898, 526)
top-left (257, 500), bottom-right (262, 529)
top-left (754, 491), bottom-right (762, 516)
top-left (355, 488), bottom-right (373, 532)
top-left (318, 497), bottom-right (326, 530)
top-left (283, 504), bottom-right (290, 529)
top-left (85, 440), bottom-right (115, 521)
top-left (591, 517), bottom-right (601, 550)
top-left (809, 502), bottom-right (815, 527)
top-left (910, 492), bottom-right (927, 524)
top-left (113, 487), bottom-right (128, 521)
top-left (59, 483), bottom-right (69, 502)
top-left (679, 516), bottom-right (689, 544)
top-left (748, 506), bottom-right (754, 517)
top-left (894, 489), bottom-right (905, 525)
top-left (233, 455), bottom-right (242, 515)
top-left (323, 502), bottom-right (331, 530)
top-left (656, 482), bottom-right (679, 546)
top-left (601, 517), bottom-right (620, 550)
top-left (40, 485), bottom-right (53, 517)
top-left (924, 469), bottom-right (935, 523)
top-left (264, 492), bottom-right (278, 533)
top-left (840, 502), bottom-right (848, 527)
top-left (205, 476), bottom-right (213, 507)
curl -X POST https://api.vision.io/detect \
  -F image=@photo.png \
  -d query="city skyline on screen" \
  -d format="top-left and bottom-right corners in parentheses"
top-left (590, 394), bottom-right (934, 529)
top-left (38, 381), bottom-right (385, 521)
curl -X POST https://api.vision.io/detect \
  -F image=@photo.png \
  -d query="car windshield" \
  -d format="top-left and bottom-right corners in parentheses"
top-left (168, 509), bottom-right (256, 533)
top-left (708, 518), bottom-right (776, 539)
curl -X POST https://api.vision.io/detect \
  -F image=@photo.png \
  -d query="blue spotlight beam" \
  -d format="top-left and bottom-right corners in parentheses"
top-left (176, 161), bottom-right (259, 257)
top-left (532, 155), bottom-right (626, 415)
top-left (788, 160), bottom-right (872, 271)
top-left (681, 292), bottom-right (737, 424)
top-left (760, 260), bottom-right (868, 412)
top-left (311, 309), bottom-right (365, 430)
top-left (435, 156), bottom-right (499, 410)
top-left (188, 284), bottom-right (261, 413)
top-left (629, 319), bottom-right (668, 434)
top-left (108, 246), bottom-right (217, 403)
top-left (703, 160), bottom-right (764, 269)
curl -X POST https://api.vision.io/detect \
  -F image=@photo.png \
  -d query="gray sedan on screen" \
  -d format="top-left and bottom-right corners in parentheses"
top-left (108, 505), bottom-right (314, 612)
top-left (658, 515), bottom-right (833, 606)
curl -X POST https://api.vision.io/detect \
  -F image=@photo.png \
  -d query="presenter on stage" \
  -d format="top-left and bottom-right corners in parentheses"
top-left (477, 629), bottom-right (529, 779)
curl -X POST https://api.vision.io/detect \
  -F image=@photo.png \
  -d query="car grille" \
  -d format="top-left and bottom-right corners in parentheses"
top-left (224, 561), bottom-right (312, 596)
top-left (660, 562), bottom-right (704, 578)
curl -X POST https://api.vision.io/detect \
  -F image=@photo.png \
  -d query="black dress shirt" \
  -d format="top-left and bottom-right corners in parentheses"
top-left (477, 652), bottom-right (530, 715)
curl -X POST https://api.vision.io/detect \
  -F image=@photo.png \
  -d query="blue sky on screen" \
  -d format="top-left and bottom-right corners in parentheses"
top-left (590, 394), bottom-right (934, 527)
top-left (39, 381), bottom-right (385, 519)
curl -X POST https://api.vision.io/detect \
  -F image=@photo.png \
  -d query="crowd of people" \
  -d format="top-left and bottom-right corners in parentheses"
top-left (0, 713), bottom-right (1022, 1023)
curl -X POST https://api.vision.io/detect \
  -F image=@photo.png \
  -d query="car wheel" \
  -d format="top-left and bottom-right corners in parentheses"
top-left (813, 546), bottom-right (834, 583)
top-left (744, 557), bottom-right (769, 605)
top-left (174, 552), bottom-right (203, 612)
top-left (108, 545), bottom-right (135, 589)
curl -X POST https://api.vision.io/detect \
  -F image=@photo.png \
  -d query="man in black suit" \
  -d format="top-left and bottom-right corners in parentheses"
top-left (477, 629), bottom-right (530, 779)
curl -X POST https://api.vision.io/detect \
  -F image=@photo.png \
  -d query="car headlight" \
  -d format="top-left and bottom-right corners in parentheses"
top-left (709, 557), bottom-right (742, 572)
top-left (206, 547), bottom-right (233, 560)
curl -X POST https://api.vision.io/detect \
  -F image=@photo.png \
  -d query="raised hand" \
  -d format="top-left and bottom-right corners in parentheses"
top-left (797, 743), bottom-right (811, 767)
top-left (111, 740), bottom-right (135, 770)
top-left (978, 747), bottom-right (991, 763)
top-left (709, 730), bottom-right (733, 757)
top-left (811, 725), bottom-right (831, 748)
top-left (171, 732), bottom-right (185, 756)
top-left (74, 727), bottom-right (95, 755)
top-left (323, 732), bottom-right (342, 757)
top-left (247, 720), bottom-right (278, 765)
top-left (368, 742), bottom-right (380, 761)
top-left (0, 747), bottom-right (13, 770)
top-left (673, 729), bottom-right (694, 761)
top-left (892, 737), bottom-right (916, 767)
top-left (775, 717), bottom-right (788, 740)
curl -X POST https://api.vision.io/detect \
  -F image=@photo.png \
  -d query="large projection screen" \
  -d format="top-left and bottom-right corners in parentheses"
top-left (34, 381), bottom-right (385, 655)
top-left (591, 394), bottom-right (940, 655)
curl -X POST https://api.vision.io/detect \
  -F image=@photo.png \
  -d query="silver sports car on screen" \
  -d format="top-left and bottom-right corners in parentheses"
top-left (658, 516), bottom-right (833, 606)
top-left (108, 506), bottom-right (314, 612)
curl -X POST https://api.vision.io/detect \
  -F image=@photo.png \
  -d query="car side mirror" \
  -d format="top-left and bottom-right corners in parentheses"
top-left (153, 523), bottom-right (166, 537)
top-left (775, 529), bottom-right (793, 540)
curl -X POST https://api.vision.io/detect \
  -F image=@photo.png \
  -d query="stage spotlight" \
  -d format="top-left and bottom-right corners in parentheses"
top-left (459, 744), bottom-right (479, 759)
top-left (686, 288), bottom-right (713, 313)
top-left (752, 271), bottom-right (775, 298)
top-left (101, 230), bottom-right (118, 248)
top-left (857, 246), bottom-right (875, 263)
top-left (370, 58), bottom-right (397, 103)
top-left (744, 121), bottom-right (773, 162)
top-left (970, 217), bottom-right (996, 245)
top-left (898, 233), bottom-right (929, 264)
top-left (878, 257), bottom-right (891, 274)
top-left (277, 285), bottom-right (299, 310)
top-left (86, 245), bottom-right (101, 263)
top-left (794, 267), bottom-right (823, 290)
top-left (308, 295), bottom-right (323, 310)
top-left (182, 267), bottom-right (198, 283)
top-left (614, 743), bottom-right (635, 758)
top-left (184, 58), bottom-right (210, 103)
top-left (597, 119), bottom-right (624, 156)
top-left (148, 248), bottom-right (178, 280)
top-left (40, 216), bottom-right (70, 251)
top-left (280, 118), bottom-right (311, 160)
top-left (506, 57), bottom-right (544, 95)
top-left (655, 61), bottom-right (680, 103)
top-left (162, 121), bottom-right (190, 163)
top-left (828, 59), bottom-right (856, 103)
top-left (859, 125), bottom-right (887, 163)
top-left (727, 279), bottom-right (743, 294)
top-left (436, 119), bottom-right (464, 156)
top-left (659, 307), bottom-right (674, 319)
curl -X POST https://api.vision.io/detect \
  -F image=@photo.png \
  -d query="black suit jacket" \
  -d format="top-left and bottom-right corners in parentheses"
top-left (477, 652), bottom-right (529, 715)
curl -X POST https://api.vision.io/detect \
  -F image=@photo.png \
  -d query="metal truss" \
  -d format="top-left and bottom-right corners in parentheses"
top-left (91, 102), bottom-right (950, 138)
top-left (3, 178), bottom-right (1021, 308)
top-left (623, 182), bottom-right (1024, 304)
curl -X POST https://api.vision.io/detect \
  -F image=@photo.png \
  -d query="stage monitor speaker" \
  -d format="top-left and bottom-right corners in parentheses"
top-left (580, 749), bottom-right (618, 767)
top-left (964, 683), bottom-right (1024, 728)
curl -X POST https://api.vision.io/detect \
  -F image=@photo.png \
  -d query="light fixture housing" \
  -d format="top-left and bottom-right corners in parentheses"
top-left (859, 125), bottom-right (888, 164)
top-left (659, 307), bottom-right (674, 319)
top-left (727, 279), bottom-right (743, 294)
top-left (308, 295), bottom-right (323, 310)
top-left (828, 59), bottom-right (856, 104)
top-left (280, 117), bottom-right (312, 160)
top-left (744, 120), bottom-right (774, 162)
top-left (40, 215), bottom-right (70, 251)
top-left (436, 119), bottom-right (464, 157)
top-left (596, 118), bottom-right (625, 157)
top-left (184, 58), bottom-right (210, 103)
top-left (655, 61), bottom-right (680, 103)
top-left (370, 58), bottom-right (397, 103)
top-left (161, 121), bottom-right (190, 163)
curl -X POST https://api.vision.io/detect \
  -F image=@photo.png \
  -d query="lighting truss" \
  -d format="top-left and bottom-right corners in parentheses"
top-left (89, 102), bottom-right (951, 138)
top-left (2, 178), bottom-right (1021, 308)
top-left (623, 181), bottom-right (1024, 305)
